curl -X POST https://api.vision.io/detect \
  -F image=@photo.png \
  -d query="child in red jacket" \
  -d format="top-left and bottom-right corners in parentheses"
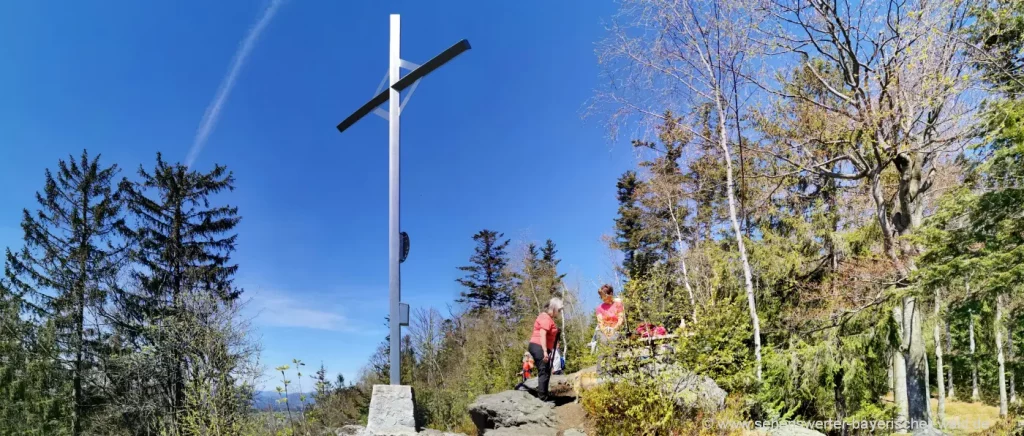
top-left (520, 352), bottom-right (535, 381)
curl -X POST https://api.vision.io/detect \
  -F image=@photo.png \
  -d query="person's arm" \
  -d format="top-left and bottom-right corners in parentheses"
top-left (613, 302), bottom-right (625, 329)
top-left (539, 328), bottom-right (549, 361)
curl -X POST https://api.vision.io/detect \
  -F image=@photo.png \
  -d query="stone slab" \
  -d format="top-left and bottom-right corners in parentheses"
top-left (366, 384), bottom-right (417, 435)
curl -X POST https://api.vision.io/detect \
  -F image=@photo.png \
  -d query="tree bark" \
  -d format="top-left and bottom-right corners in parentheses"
top-left (925, 342), bottom-right (931, 404)
top-left (666, 196), bottom-right (698, 325)
top-left (894, 304), bottom-right (909, 432)
top-left (997, 293), bottom-right (1008, 417)
top-left (935, 288), bottom-right (946, 427)
top-left (717, 109), bottom-right (761, 381)
top-left (888, 353), bottom-right (895, 393)
top-left (1010, 319), bottom-right (1017, 404)
top-left (971, 309), bottom-right (980, 402)
top-left (947, 321), bottom-right (955, 399)
top-left (904, 296), bottom-right (931, 429)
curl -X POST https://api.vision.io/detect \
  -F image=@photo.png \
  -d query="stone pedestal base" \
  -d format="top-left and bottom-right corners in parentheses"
top-left (366, 384), bottom-right (416, 435)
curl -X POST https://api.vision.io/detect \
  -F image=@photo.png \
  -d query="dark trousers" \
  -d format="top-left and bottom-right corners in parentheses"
top-left (528, 343), bottom-right (551, 399)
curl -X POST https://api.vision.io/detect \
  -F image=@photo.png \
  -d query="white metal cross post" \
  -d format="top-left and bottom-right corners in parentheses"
top-left (335, 14), bottom-right (471, 386)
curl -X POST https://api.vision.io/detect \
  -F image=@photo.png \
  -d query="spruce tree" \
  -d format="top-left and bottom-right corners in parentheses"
top-left (4, 150), bottom-right (123, 435)
top-left (116, 153), bottom-right (242, 430)
top-left (539, 239), bottom-right (566, 298)
top-left (0, 279), bottom-right (72, 434)
top-left (456, 230), bottom-right (514, 312)
top-left (614, 171), bottom-right (657, 279)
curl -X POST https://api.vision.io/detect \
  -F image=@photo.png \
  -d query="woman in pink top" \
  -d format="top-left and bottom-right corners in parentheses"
top-left (595, 284), bottom-right (624, 374)
top-left (528, 297), bottom-right (563, 401)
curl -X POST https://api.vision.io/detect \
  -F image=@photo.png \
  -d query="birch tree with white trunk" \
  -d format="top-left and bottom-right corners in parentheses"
top-left (597, 0), bottom-right (766, 381)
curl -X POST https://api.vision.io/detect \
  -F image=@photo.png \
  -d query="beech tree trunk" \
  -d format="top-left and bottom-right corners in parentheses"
top-left (971, 310), bottom-right (979, 402)
top-left (947, 322), bottom-right (955, 399)
top-left (904, 297), bottom-right (930, 430)
top-left (934, 288), bottom-right (946, 427)
top-left (893, 304), bottom-right (909, 432)
top-left (997, 294), bottom-right (1008, 417)
top-left (1010, 320), bottom-right (1017, 404)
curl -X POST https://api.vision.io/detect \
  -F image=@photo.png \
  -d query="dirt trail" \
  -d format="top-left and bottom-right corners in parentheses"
top-left (554, 401), bottom-right (590, 434)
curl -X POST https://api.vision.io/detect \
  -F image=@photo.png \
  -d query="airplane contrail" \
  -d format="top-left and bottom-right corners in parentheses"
top-left (186, 0), bottom-right (285, 169)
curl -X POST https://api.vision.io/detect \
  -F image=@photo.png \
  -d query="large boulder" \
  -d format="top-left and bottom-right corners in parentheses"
top-left (521, 365), bottom-right (600, 399)
top-left (639, 363), bottom-right (727, 412)
top-left (468, 390), bottom-right (558, 434)
top-left (766, 425), bottom-right (826, 436)
top-left (522, 374), bottom-right (574, 397)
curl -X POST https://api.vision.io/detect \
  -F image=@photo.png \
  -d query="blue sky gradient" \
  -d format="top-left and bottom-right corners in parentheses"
top-left (0, 0), bottom-right (637, 388)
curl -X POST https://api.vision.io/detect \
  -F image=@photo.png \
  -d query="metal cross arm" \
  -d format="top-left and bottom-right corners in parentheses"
top-left (335, 39), bottom-right (471, 134)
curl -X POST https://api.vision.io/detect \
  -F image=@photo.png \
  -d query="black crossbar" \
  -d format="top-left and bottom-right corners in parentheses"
top-left (392, 39), bottom-right (471, 92)
top-left (336, 88), bottom-right (390, 133)
top-left (335, 38), bottom-right (471, 134)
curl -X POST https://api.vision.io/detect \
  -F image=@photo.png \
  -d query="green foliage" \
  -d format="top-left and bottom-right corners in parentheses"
top-left (3, 150), bottom-right (124, 434)
top-left (0, 287), bottom-right (72, 435)
top-left (581, 375), bottom-right (679, 435)
top-left (756, 331), bottom-right (894, 427)
top-left (456, 230), bottom-right (516, 312)
top-left (675, 298), bottom-right (754, 392)
top-left (306, 368), bottom-right (370, 428)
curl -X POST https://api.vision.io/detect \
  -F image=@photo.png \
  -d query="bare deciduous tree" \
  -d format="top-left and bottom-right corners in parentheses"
top-left (758, 0), bottom-right (976, 425)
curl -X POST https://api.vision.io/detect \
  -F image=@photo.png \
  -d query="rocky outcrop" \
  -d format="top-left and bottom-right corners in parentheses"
top-left (912, 424), bottom-right (950, 436)
top-left (332, 425), bottom-right (372, 436)
top-left (418, 430), bottom-right (469, 436)
top-left (766, 425), bottom-right (826, 436)
top-left (481, 424), bottom-right (557, 435)
top-left (521, 365), bottom-right (602, 399)
top-left (610, 363), bottom-right (727, 413)
top-left (468, 390), bottom-right (558, 435)
top-left (522, 374), bottom-right (575, 397)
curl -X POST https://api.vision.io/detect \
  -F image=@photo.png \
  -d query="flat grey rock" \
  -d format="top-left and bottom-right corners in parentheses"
top-left (766, 424), bottom-right (826, 436)
top-left (482, 424), bottom-right (558, 436)
top-left (522, 374), bottom-right (574, 397)
top-left (562, 428), bottom-right (587, 436)
top-left (367, 385), bottom-right (417, 435)
top-left (417, 430), bottom-right (468, 436)
top-left (332, 425), bottom-right (371, 436)
top-left (911, 424), bottom-right (950, 436)
top-left (468, 390), bottom-right (557, 431)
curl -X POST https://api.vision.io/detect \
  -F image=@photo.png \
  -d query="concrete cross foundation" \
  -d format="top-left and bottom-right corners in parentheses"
top-left (366, 384), bottom-right (417, 436)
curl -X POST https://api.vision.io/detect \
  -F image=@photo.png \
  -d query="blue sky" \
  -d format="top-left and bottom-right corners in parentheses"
top-left (0, 0), bottom-right (637, 388)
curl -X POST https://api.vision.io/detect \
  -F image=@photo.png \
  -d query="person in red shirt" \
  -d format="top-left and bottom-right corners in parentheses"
top-left (521, 352), bottom-right (535, 381)
top-left (528, 297), bottom-right (563, 401)
top-left (595, 284), bottom-right (625, 374)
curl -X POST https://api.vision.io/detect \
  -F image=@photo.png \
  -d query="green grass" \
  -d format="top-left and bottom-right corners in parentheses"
top-left (930, 397), bottom-right (1001, 435)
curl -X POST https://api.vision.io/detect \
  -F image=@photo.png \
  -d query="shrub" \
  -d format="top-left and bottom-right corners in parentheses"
top-left (581, 376), bottom-right (679, 435)
top-left (674, 297), bottom-right (755, 393)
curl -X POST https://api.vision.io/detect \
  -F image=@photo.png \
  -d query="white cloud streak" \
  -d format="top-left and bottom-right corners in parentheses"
top-left (249, 289), bottom-right (354, 332)
top-left (185, 0), bottom-right (285, 168)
